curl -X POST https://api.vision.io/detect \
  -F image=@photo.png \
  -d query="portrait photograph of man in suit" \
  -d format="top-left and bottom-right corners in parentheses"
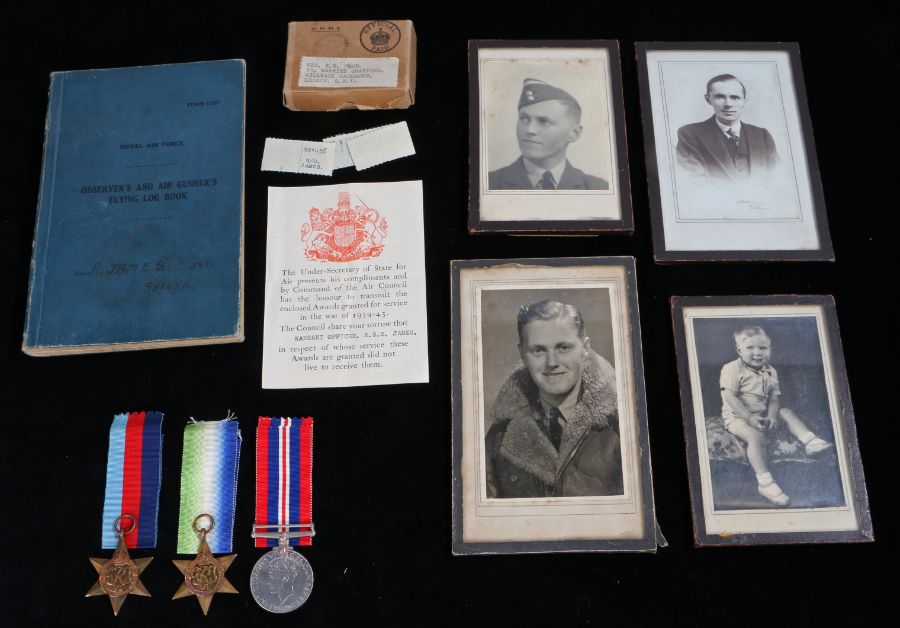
top-left (639, 46), bottom-right (831, 244)
top-left (662, 65), bottom-right (804, 227)
top-left (638, 45), bottom-right (830, 258)
top-left (676, 74), bottom-right (780, 182)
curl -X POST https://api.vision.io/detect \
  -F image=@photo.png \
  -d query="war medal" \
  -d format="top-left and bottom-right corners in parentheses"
top-left (86, 515), bottom-right (152, 615)
top-left (173, 514), bottom-right (238, 614)
top-left (172, 415), bottom-right (242, 615)
top-left (86, 411), bottom-right (164, 616)
top-left (250, 416), bottom-right (315, 613)
top-left (250, 524), bottom-right (315, 612)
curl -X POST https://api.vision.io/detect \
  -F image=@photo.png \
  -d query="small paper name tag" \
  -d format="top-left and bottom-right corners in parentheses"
top-left (323, 125), bottom-right (388, 170)
top-left (298, 56), bottom-right (400, 88)
top-left (261, 139), bottom-right (335, 176)
top-left (347, 122), bottom-right (415, 171)
top-left (323, 122), bottom-right (416, 171)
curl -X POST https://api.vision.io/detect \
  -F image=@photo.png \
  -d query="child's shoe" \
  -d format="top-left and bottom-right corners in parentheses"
top-left (805, 437), bottom-right (834, 455)
top-left (758, 480), bottom-right (790, 506)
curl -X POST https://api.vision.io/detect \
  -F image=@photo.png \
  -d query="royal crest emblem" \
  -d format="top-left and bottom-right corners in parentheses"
top-left (300, 192), bottom-right (388, 262)
top-left (359, 20), bottom-right (400, 53)
top-left (369, 28), bottom-right (391, 48)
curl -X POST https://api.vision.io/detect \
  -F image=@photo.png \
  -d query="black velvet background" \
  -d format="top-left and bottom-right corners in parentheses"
top-left (1, 2), bottom-right (895, 625)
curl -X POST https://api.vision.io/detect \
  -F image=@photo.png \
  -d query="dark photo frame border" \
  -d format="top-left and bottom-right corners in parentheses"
top-left (636, 42), bottom-right (834, 263)
top-left (468, 40), bottom-right (634, 235)
top-left (671, 295), bottom-right (873, 546)
top-left (451, 256), bottom-right (656, 555)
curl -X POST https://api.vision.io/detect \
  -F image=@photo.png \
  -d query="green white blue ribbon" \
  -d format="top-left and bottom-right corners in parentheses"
top-left (175, 417), bottom-right (241, 554)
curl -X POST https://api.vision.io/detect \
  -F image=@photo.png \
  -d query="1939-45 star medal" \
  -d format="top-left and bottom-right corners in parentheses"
top-left (86, 515), bottom-right (152, 615)
top-left (173, 514), bottom-right (238, 615)
top-left (86, 412), bottom-right (165, 615)
top-left (250, 416), bottom-right (316, 613)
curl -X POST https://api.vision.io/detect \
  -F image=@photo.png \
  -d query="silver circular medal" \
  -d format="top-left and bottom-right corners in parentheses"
top-left (250, 547), bottom-right (314, 613)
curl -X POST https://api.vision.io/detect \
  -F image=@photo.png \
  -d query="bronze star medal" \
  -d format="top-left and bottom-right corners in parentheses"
top-left (86, 514), bottom-right (152, 616)
top-left (172, 514), bottom-right (237, 615)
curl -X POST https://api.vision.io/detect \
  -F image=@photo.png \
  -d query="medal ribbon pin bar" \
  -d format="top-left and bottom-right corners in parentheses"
top-left (172, 413), bottom-right (241, 615)
top-left (250, 416), bottom-right (315, 613)
top-left (86, 411), bottom-right (164, 616)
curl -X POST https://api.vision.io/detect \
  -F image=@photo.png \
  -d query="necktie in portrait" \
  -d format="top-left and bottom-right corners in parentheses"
top-left (548, 406), bottom-right (562, 451)
top-left (539, 170), bottom-right (556, 190)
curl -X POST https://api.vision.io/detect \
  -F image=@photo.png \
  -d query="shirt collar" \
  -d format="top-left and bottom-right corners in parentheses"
top-left (738, 358), bottom-right (772, 375)
top-left (715, 118), bottom-right (742, 137)
top-left (522, 157), bottom-right (568, 188)
top-left (538, 378), bottom-right (582, 423)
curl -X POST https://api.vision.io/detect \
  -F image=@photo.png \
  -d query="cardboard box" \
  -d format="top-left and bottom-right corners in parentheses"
top-left (283, 20), bottom-right (416, 111)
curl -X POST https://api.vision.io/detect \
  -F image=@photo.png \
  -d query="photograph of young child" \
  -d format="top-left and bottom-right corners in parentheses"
top-left (693, 317), bottom-right (844, 510)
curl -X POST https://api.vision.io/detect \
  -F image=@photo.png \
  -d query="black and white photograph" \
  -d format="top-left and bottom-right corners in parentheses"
top-left (451, 257), bottom-right (656, 554)
top-left (468, 41), bottom-right (632, 234)
top-left (482, 290), bottom-right (621, 500)
top-left (672, 296), bottom-right (872, 545)
top-left (637, 43), bottom-right (833, 261)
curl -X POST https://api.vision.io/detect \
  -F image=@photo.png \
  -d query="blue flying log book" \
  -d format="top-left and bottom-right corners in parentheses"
top-left (23, 59), bottom-right (245, 356)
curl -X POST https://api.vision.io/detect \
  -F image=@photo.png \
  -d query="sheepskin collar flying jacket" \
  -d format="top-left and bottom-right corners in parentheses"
top-left (485, 350), bottom-right (623, 498)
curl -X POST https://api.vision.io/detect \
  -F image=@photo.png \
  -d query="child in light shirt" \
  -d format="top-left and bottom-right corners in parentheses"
top-left (720, 326), bottom-right (833, 506)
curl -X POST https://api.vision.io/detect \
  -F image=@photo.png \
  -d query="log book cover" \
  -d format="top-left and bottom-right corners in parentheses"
top-left (23, 59), bottom-right (245, 356)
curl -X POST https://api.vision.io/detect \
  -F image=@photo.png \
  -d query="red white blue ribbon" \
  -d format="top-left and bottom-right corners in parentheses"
top-left (101, 411), bottom-right (164, 549)
top-left (254, 417), bottom-right (314, 548)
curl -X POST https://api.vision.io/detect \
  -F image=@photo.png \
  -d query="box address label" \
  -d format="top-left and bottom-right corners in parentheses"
top-left (299, 56), bottom-right (399, 88)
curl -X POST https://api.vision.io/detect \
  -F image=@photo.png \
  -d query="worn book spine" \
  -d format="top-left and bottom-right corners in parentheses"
top-left (23, 72), bottom-right (66, 351)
